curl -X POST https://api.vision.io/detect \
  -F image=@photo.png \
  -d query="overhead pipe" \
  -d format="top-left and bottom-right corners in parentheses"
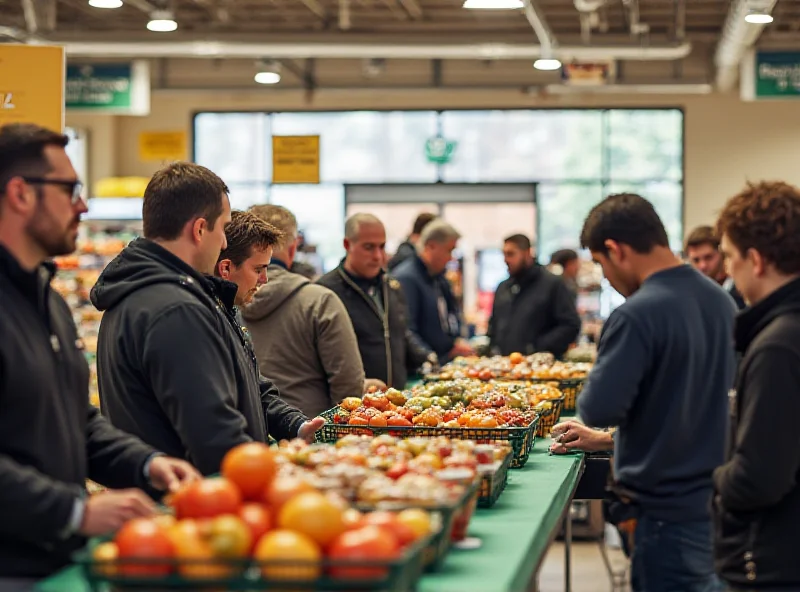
top-left (522, 0), bottom-right (557, 59)
top-left (545, 82), bottom-right (712, 95)
top-left (715, 0), bottom-right (778, 92)
top-left (60, 40), bottom-right (692, 61)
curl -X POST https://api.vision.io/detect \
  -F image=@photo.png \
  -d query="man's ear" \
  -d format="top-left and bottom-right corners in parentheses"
top-left (217, 259), bottom-right (232, 279)
top-left (604, 239), bottom-right (623, 263)
top-left (2, 177), bottom-right (35, 215)
top-left (748, 248), bottom-right (767, 277)
top-left (343, 238), bottom-right (351, 252)
top-left (190, 217), bottom-right (207, 244)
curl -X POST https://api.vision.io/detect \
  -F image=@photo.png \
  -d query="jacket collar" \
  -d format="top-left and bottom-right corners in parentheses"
top-left (735, 276), bottom-right (800, 352)
top-left (511, 262), bottom-right (543, 285)
top-left (205, 275), bottom-right (239, 314)
top-left (270, 258), bottom-right (290, 271)
top-left (0, 243), bottom-right (55, 310)
top-left (412, 252), bottom-right (444, 279)
top-left (339, 258), bottom-right (384, 285)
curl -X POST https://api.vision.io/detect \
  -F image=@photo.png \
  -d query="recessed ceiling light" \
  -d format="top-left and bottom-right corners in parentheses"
top-left (744, 11), bottom-right (773, 24)
top-left (88, 0), bottom-right (123, 7)
top-left (254, 71), bottom-right (281, 84)
top-left (147, 10), bottom-right (178, 32)
top-left (534, 58), bottom-right (562, 71)
top-left (463, 0), bottom-right (523, 9)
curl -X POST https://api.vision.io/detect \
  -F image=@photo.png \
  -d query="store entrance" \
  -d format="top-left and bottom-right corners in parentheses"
top-left (345, 183), bottom-right (537, 336)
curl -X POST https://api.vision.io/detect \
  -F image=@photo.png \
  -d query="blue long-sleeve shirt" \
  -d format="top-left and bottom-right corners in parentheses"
top-left (578, 265), bottom-right (736, 521)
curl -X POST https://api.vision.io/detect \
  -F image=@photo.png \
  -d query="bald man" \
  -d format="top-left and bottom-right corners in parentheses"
top-left (318, 213), bottom-right (434, 389)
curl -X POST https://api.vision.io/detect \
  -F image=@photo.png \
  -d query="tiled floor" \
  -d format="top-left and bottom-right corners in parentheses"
top-left (537, 540), bottom-right (631, 592)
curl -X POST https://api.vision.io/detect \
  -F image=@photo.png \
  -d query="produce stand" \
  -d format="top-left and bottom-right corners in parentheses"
top-left (35, 448), bottom-right (584, 592)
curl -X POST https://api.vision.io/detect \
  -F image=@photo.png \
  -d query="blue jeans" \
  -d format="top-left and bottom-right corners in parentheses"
top-left (631, 515), bottom-right (723, 592)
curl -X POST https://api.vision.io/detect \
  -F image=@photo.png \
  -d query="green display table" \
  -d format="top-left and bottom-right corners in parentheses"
top-left (37, 448), bottom-right (583, 592)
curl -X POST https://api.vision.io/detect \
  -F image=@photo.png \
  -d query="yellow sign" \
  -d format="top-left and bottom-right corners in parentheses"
top-left (0, 45), bottom-right (64, 131)
top-left (138, 130), bottom-right (187, 162)
top-left (272, 135), bottom-right (320, 184)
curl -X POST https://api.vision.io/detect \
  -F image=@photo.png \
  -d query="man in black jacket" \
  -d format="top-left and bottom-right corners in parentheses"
top-left (0, 124), bottom-right (198, 585)
top-left (489, 234), bottom-right (581, 358)
top-left (92, 163), bottom-right (320, 477)
top-left (387, 212), bottom-right (436, 271)
top-left (319, 214), bottom-right (433, 389)
top-left (714, 181), bottom-right (800, 590)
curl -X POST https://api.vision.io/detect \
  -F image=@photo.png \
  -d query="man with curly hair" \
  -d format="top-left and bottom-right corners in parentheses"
top-left (713, 181), bottom-right (800, 591)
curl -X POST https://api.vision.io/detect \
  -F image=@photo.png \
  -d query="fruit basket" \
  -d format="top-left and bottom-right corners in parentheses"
top-left (75, 528), bottom-right (434, 592)
top-left (530, 377), bottom-right (585, 411)
top-left (534, 395), bottom-right (565, 438)
top-left (318, 409), bottom-right (539, 469)
top-left (478, 448), bottom-right (512, 508)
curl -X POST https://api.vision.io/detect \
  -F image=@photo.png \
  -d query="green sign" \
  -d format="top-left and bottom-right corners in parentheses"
top-left (425, 136), bottom-right (457, 164)
top-left (753, 52), bottom-right (800, 98)
top-left (66, 62), bottom-right (150, 114)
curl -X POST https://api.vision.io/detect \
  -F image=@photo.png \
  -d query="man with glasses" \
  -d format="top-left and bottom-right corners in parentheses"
top-left (0, 123), bottom-right (199, 588)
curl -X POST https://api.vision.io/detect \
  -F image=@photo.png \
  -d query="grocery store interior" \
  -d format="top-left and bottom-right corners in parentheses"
top-left (2, 0), bottom-right (800, 590)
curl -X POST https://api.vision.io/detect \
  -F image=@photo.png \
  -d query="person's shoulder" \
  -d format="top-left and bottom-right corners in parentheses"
top-left (316, 269), bottom-right (341, 290)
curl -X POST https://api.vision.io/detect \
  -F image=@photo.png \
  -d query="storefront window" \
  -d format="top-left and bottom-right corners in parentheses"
top-left (271, 111), bottom-right (439, 183)
top-left (194, 113), bottom-right (271, 182)
top-left (607, 109), bottom-right (683, 181)
top-left (536, 183), bottom-right (604, 261)
top-left (604, 181), bottom-right (683, 251)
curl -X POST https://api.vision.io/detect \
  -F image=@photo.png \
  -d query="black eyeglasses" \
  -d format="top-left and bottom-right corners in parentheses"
top-left (22, 177), bottom-right (84, 204)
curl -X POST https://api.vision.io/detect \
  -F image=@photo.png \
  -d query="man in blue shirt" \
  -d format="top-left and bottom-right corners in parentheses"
top-left (572, 193), bottom-right (736, 592)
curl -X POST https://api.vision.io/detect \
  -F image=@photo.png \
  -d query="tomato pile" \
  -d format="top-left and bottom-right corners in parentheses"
top-left (91, 442), bottom-right (436, 582)
top-left (427, 352), bottom-right (592, 382)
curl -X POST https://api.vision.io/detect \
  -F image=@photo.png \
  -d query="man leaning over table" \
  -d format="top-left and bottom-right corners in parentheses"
top-left (552, 193), bottom-right (736, 592)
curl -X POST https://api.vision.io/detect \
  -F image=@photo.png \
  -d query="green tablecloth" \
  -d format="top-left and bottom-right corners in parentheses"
top-left (37, 448), bottom-right (583, 592)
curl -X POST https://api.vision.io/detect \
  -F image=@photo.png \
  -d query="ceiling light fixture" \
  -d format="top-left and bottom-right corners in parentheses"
top-left (463, 0), bottom-right (523, 9)
top-left (147, 10), bottom-right (178, 32)
top-left (533, 57), bottom-right (562, 71)
top-left (88, 0), bottom-right (123, 7)
top-left (744, 9), bottom-right (773, 24)
top-left (254, 60), bottom-right (281, 85)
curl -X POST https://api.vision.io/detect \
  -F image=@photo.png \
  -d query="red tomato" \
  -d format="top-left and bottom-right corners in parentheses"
top-left (363, 512), bottom-right (418, 548)
top-left (115, 518), bottom-right (175, 577)
top-left (348, 416), bottom-right (369, 426)
top-left (238, 503), bottom-right (272, 553)
top-left (466, 368), bottom-right (479, 379)
top-left (385, 462), bottom-right (409, 481)
top-left (328, 525), bottom-right (400, 578)
top-left (176, 477), bottom-right (242, 520)
top-left (368, 415), bottom-right (388, 428)
top-left (478, 369), bottom-right (494, 381)
top-left (387, 416), bottom-right (412, 427)
top-left (362, 393), bottom-right (390, 411)
top-left (221, 442), bottom-right (277, 501)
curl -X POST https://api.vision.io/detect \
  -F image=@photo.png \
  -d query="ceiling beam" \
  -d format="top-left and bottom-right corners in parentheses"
top-left (298, 0), bottom-right (328, 21)
top-left (397, 0), bottom-right (423, 20)
top-left (192, 0), bottom-right (232, 23)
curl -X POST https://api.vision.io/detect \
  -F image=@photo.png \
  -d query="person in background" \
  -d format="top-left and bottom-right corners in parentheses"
top-left (0, 124), bottom-right (198, 586)
top-left (92, 164), bottom-right (317, 477)
top-left (685, 225), bottom-right (746, 309)
top-left (713, 181), bottom-right (800, 591)
top-left (393, 219), bottom-right (475, 362)
top-left (489, 235), bottom-right (581, 358)
top-left (550, 248), bottom-right (580, 300)
top-left (290, 230), bottom-right (321, 280)
top-left (242, 205), bottom-right (369, 417)
top-left (387, 212), bottom-right (436, 271)
top-left (572, 193), bottom-right (736, 592)
top-left (318, 214), bottom-right (434, 390)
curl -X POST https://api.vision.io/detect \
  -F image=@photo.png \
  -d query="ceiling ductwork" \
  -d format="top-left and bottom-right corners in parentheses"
top-left (715, 0), bottom-right (778, 92)
top-left (58, 40), bottom-right (692, 61)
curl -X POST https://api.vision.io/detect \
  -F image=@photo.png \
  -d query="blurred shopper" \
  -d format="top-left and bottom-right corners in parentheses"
top-left (393, 219), bottom-right (474, 361)
top-left (318, 214), bottom-right (434, 389)
top-left (0, 124), bottom-right (198, 585)
top-left (550, 248), bottom-right (580, 300)
top-left (243, 205), bottom-right (366, 417)
top-left (576, 193), bottom-right (736, 592)
top-left (489, 235), bottom-right (581, 358)
top-left (387, 212), bottom-right (436, 271)
top-left (686, 225), bottom-right (746, 309)
top-left (92, 164), bottom-right (316, 477)
top-left (713, 182), bottom-right (800, 591)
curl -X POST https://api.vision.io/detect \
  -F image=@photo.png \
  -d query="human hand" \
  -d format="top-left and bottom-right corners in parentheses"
top-left (449, 340), bottom-right (476, 358)
top-left (363, 379), bottom-right (388, 393)
top-left (148, 456), bottom-right (201, 493)
top-left (79, 489), bottom-right (157, 537)
top-left (549, 420), bottom-right (614, 454)
top-left (298, 417), bottom-right (326, 443)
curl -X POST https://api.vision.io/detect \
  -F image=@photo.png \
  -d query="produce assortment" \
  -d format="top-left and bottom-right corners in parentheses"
top-left (426, 353), bottom-right (592, 382)
top-left (82, 442), bottom-right (439, 589)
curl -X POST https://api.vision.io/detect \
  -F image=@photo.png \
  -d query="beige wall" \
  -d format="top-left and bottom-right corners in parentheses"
top-left (66, 90), bottom-right (800, 238)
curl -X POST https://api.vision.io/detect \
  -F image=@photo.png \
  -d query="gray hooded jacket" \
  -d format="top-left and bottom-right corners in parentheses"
top-left (241, 264), bottom-right (365, 418)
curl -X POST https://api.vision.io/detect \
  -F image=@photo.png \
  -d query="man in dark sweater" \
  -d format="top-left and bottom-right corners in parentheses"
top-left (576, 193), bottom-right (736, 592)
top-left (713, 182), bottom-right (800, 591)
top-left (489, 235), bottom-right (581, 357)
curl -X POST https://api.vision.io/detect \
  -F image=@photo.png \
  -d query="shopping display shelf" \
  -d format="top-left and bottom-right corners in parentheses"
top-left (36, 448), bottom-right (584, 592)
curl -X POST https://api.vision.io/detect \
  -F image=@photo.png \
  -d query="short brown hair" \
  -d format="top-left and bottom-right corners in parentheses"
top-left (412, 212), bottom-right (436, 236)
top-left (219, 210), bottom-right (283, 266)
top-left (685, 225), bottom-right (719, 252)
top-left (716, 181), bottom-right (800, 275)
top-left (143, 162), bottom-right (229, 241)
top-left (580, 193), bottom-right (669, 254)
top-left (505, 234), bottom-right (532, 251)
top-left (249, 204), bottom-right (297, 250)
top-left (0, 123), bottom-right (69, 196)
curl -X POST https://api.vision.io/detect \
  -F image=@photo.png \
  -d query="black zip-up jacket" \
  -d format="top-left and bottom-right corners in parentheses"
top-left (714, 277), bottom-right (800, 589)
top-left (488, 264), bottom-right (582, 358)
top-left (387, 240), bottom-right (415, 271)
top-left (91, 239), bottom-right (306, 476)
top-left (0, 245), bottom-right (156, 578)
top-left (317, 264), bottom-right (431, 389)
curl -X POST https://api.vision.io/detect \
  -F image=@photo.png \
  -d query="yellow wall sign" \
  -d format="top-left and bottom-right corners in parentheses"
top-left (138, 130), bottom-right (188, 162)
top-left (272, 135), bottom-right (320, 184)
top-left (0, 45), bottom-right (64, 132)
